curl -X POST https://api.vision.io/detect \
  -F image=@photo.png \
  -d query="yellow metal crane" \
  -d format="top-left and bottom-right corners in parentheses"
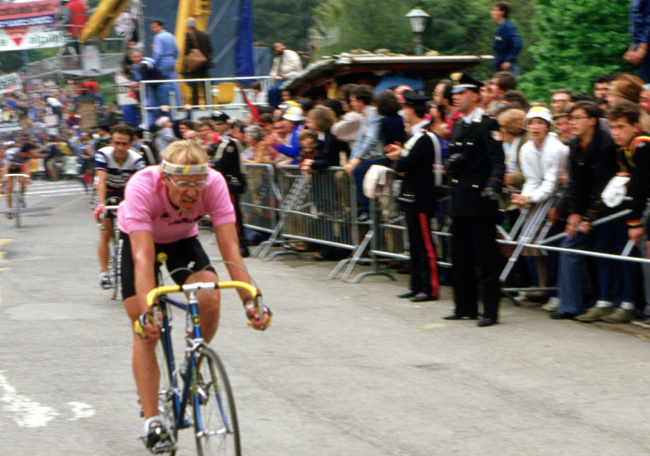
top-left (79, 0), bottom-right (212, 103)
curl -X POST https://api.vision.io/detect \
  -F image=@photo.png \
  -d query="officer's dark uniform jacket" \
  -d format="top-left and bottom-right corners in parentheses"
top-left (447, 108), bottom-right (505, 216)
top-left (395, 121), bottom-right (442, 213)
top-left (211, 132), bottom-right (246, 193)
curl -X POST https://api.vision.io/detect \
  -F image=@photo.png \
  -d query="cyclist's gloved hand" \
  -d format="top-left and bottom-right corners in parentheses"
top-left (94, 204), bottom-right (105, 220)
top-left (244, 298), bottom-right (272, 331)
top-left (134, 311), bottom-right (155, 339)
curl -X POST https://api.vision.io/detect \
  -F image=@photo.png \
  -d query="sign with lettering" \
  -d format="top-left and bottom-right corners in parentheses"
top-left (0, 0), bottom-right (65, 50)
top-left (0, 73), bottom-right (23, 94)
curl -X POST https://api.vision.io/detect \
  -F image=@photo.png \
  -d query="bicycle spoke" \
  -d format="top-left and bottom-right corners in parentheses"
top-left (193, 347), bottom-right (240, 456)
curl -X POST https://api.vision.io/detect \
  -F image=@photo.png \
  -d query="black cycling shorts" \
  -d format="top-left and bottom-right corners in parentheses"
top-left (104, 193), bottom-right (124, 220)
top-left (120, 233), bottom-right (217, 300)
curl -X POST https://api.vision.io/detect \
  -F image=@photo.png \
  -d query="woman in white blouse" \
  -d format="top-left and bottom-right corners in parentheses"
top-left (511, 106), bottom-right (569, 306)
top-left (512, 106), bottom-right (568, 207)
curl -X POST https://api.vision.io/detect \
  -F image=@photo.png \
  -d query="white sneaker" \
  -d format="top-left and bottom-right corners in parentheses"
top-left (100, 273), bottom-right (112, 290)
top-left (542, 297), bottom-right (559, 312)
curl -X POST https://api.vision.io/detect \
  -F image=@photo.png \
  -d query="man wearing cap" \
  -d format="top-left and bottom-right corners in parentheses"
top-left (443, 73), bottom-right (505, 327)
top-left (266, 106), bottom-right (304, 162)
top-left (385, 92), bottom-right (443, 302)
top-left (211, 111), bottom-right (249, 257)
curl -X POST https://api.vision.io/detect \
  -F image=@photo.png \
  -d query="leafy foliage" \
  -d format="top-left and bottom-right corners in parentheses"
top-left (519, 0), bottom-right (635, 102)
top-left (252, 0), bottom-right (320, 50)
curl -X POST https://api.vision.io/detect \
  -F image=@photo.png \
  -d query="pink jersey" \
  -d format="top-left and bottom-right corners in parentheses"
top-left (117, 166), bottom-right (235, 244)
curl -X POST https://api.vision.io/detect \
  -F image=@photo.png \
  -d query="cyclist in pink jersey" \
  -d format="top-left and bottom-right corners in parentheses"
top-left (117, 139), bottom-right (271, 451)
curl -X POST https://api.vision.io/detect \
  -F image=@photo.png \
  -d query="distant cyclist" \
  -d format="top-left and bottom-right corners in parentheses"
top-left (117, 139), bottom-right (271, 452)
top-left (2, 142), bottom-right (36, 219)
top-left (94, 125), bottom-right (145, 289)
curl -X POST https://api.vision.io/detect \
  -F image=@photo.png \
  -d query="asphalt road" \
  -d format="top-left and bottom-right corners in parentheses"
top-left (2, 180), bottom-right (650, 456)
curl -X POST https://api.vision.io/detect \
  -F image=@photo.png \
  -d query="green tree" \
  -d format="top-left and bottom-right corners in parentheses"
top-left (253, 0), bottom-right (320, 51)
top-left (520, 0), bottom-right (634, 102)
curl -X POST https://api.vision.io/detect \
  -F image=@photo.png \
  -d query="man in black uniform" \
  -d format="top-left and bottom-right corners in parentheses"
top-left (443, 74), bottom-right (505, 327)
top-left (386, 92), bottom-right (443, 302)
top-left (211, 111), bottom-right (249, 257)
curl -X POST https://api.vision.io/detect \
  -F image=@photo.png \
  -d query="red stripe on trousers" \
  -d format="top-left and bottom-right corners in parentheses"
top-left (418, 212), bottom-right (439, 297)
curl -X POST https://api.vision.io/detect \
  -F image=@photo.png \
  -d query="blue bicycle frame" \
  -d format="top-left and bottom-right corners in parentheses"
top-left (156, 294), bottom-right (234, 435)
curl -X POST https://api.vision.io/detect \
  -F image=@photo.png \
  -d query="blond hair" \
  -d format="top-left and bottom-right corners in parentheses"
top-left (161, 140), bottom-right (208, 166)
top-left (496, 108), bottom-right (526, 136)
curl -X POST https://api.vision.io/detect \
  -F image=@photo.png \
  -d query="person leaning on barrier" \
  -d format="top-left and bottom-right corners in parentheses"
top-left (385, 92), bottom-right (443, 303)
top-left (511, 107), bottom-right (563, 208)
top-left (605, 101), bottom-right (650, 326)
top-left (265, 106), bottom-right (304, 164)
top-left (511, 106), bottom-right (566, 305)
top-left (241, 125), bottom-right (269, 164)
top-left (552, 101), bottom-right (637, 322)
top-left (344, 85), bottom-right (386, 222)
top-left (496, 108), bottom-right (527, 193)
top-left (331, 84), bottom-right (362, 151)
top-left (442, 73), bottom-right (505, 327)
top-left (301, 105), bottom-right (350, 261)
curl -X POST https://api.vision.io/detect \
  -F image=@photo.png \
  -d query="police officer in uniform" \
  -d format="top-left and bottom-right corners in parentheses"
top-left (386, 92), bottom-right (444, 302)
top-left (442, 74), bottom-right (505, 327)
top-left (211, 111), bottom-right (249, 257)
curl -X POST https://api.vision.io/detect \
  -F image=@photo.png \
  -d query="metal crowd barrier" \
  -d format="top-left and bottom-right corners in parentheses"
top-left (251, 165), bottom-right (361, 274)
top-left (138, 76), bottom-right (273, 123)
top-left (240, 163), bottom-right (281, 234)
top-left (237, 163), bottom-right (650, 290)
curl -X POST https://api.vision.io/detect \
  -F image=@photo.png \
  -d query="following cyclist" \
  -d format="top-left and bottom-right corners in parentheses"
top-left (2, 142), bottom-right (37, 219)
top-left (116, 139), bottom-right (271, 452)
top-left (94, 125), bottom-right (146, 289)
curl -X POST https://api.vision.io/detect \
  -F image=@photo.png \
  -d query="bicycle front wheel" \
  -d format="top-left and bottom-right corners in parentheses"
top-left (192, 346), bottom-right (240, 456)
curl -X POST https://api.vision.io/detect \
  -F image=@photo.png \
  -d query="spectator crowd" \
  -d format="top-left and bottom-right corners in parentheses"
top-left (3, 2), bottom-right (650, 330)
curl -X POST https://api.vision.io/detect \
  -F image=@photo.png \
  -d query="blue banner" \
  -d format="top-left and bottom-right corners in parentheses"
top-left (235, 0), bottom-right (254, 79)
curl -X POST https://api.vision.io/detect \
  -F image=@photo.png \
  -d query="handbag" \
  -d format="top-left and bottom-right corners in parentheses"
top-left (184, 32), bottom-right (208, 73)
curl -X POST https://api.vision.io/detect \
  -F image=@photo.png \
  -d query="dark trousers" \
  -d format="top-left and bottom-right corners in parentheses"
top-left (230, 192), bottom-right (245, 241)
top-left (406, 206), bottom-right (439, 297)
top-left (186, 70), bottom-right (209, 106)
top-left (268, 80), bottom-right (284, 108)
top-left (451, 215), bottom-right (502, 320)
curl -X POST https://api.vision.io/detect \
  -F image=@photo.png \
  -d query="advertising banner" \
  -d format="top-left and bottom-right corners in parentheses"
top-left (0, 73), bottom-right (23, 94)
top-left (0, 0), bottom-right (65, 51)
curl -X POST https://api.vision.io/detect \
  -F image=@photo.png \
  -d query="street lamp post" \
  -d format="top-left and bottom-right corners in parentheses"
top-left (405, 7), bottom-right (430, 56)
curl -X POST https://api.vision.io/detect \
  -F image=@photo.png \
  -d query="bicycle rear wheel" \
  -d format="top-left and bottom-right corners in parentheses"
top-left (111, 233), bottom-right (122, 300)
top-left (192, 346), bottom-right (240, 456)
top-left (14, 189), bottom-right (21, 228)
top-left (155, 326), bottom-right (179, 455)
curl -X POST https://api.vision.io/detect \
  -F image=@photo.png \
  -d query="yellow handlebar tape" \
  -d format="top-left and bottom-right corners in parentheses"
top-left (145, 281), bottom-right (258, 308)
